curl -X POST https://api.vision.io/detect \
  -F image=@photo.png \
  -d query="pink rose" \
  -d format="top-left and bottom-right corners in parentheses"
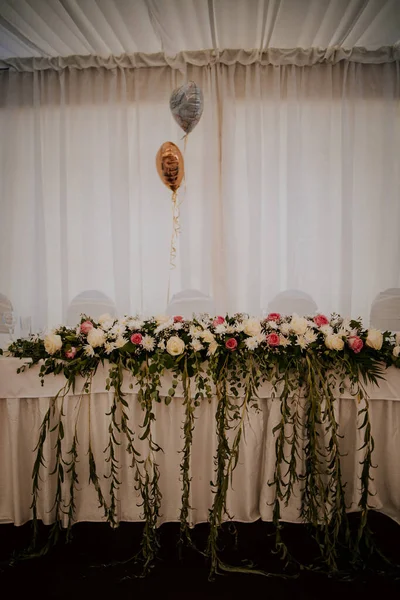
top-left (348, 336), bottom-right (363, 354)
top-left (213, 316), bottom-right (225, 326)
top-left (267, 313), bottom-right (281, 322)
top-left (131, 333), bottom-right (143, 345)
top-left (225, 338), bottom-right (238, 351)
top-left (314, 314), bottom-right (329, 327)
top-left (80, 320), bottom-right (94, 334)
top-left (65, 347), bottom-right (77, 359)
top-left (266, 333), bottom-right (280, 347)
top-left (174, 315), bottom-right (184, 323)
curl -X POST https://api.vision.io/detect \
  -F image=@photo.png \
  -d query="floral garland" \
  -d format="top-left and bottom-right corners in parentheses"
top-left (3, 312), bottom-right (400, 578)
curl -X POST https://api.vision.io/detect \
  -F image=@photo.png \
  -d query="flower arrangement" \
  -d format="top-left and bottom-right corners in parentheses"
top-left (3, 312), bottom-right (400, 578)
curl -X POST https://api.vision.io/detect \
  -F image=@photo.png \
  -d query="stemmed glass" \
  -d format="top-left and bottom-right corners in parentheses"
top-left (20, 316), bottom-right (32, 339)
top-left (2, 311), bottom-right (17, 340)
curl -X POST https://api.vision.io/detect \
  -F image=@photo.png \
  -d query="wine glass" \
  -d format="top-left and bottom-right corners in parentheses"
top-left (2, 311), bottom-right (16, 340)
top-left (20, 316), bottom-right (32, 339)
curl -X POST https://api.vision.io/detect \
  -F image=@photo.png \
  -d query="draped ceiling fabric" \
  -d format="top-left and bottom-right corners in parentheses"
top-left (0, 0), bottom-right (399, 329)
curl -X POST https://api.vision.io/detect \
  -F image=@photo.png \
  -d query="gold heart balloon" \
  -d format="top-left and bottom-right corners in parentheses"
top-left (156, 141), bottom-right (184, 192)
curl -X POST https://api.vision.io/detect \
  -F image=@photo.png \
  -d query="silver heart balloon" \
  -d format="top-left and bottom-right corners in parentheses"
top-left (170, 81), bottom-right (204, 135)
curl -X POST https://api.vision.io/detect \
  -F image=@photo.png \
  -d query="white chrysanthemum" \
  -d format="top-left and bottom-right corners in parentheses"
top-left (201, 329), bottom-right (215, 344)
top-left (87, 328), bottom-right (106, 348)
top-left (266, 321), bottom-right (278, 330)
top-left (307, 319), bottom-right (317, 329)
top-left (191, 339), bottom-right (204, 352)
top-left (44, 333), bottom-right (63, 355)
top-left (393, 346), bottom-right (400, 358)
top-left (155, 319), bottom-right (174, 335)
top-left (174, 322), bottom-right (183, 330)
top-left (226, 325), bottom-right (236, 334)
top-left (235, 322), bottom-right (245, 333)
top-left (110, 323), bottom-right (126, 338)
top-left (296, 336), bottom-right (309, 349)
top-left (279, 335), bottom-right (291, 347)
top-left (366, 329), bottom-right (383, 351)
top-left (128, 318), bottom-right (144, 330)
top-left (189, 325), bottom-right (202, 339)
top-left (166, 336), bottom-right (185, 356)
top-left (158, 340), bottom-right (166, 350)
top-left (104, 341), bottom-right (116, 354)
top-left (84, 344), bottom-right (95, 357)
top-left (304, 329), bottom-right (317, 344)
top-left (325, 334), bottom-right (345, 351)
top-left (215, 323), bottom-right (227, 334)
top-left (142, 335), bottom-right (155, 351)
top-left (290, 316), bottom-right (308, 335)
top-left (119, 317), bottom-right (128, 326)
top-left (280, 322), bottom-right (291, 335)
top-left (245, 336), bottom-right (261, 350)
top-left (320, 324), bottom-right (333, 336)
top-left (100, 319), bottom-right (114, 331)
top-left (207, 340), bottom-right (218, 356)
top-left (155, 315), bottom-right (170, 326)
top-left (115, 336), bottom-right (127, 349)
top-left (243, 318), bottom-right (262, 337)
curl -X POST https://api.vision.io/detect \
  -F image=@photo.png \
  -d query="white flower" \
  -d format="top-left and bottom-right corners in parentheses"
top-left (155, 315), bottom-right (170, 325)
top-left (366, 329), bottom-right (383, 351)
top-left (245, 336), bottom-right (261, 350)
top-left (158, 340), bottom-right (166, 350)
top-left (289, 316), bottom-right (308, 336)
top-left (208, 340), bottom-right (219, 356)
top-left (191, 339), bottom-right (204, 352)
top-left (266, 321), bottom-right (278, 330)
top-left (201, 329), bottom-right (215, 344)
top-left (279, 335), bottom-right (291, 347)
top-left (235, 322), bottom-right (245, 333)
top-left (341, 318), bottom-right (352, 332)
top-left (87, 328), bottom-right (106, 348)
top-left (115, 336), bottom-right (126, 348)
top-left (44, 333), bottom-right (63, 355)
top-left (320, 324), bottom-right (333, 336)
top-left (189, 325), bottom-right (202, 339)
top-left (280, 322), bottom-right (291, 336)
top-left (128, 319), bottom-right (144, 330)
top-left (215, 323), bottom-right (227, 334)
top-left (109, 323), bottom-right (126, 338)
top-left (166, 336), bottom-right (185, 356)
top-left (296, 336), bottom-right (309, 349)
top-left (98, 313), bottom-right (112, 325)
top-left (174, 322), bottom-right (183, 330)
top-left (304, 329), bottom-right (317, 344)
top-left (104, 341), bottom-right (116, 354)
top-left (142, 335), bottom-right (155, 351)
top-left (243, 318), bottom-right (262, 337)
top-left (393, 346), bottom-right (400, 358)
top-left (325, 334), bottom-right (344, 351)
top-left (75, 326), bottom-right (81, 337)
top-left (84, 344), bottom-right (95, 357)
top-left (155, 318), bottom-right (174, 334)
top-left (100, 319), bottom-right (114, 332)
top-left (226, 325), bottom-right (236, 333)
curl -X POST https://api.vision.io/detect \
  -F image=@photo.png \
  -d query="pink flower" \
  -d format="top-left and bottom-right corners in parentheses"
top-left (65, 347), bottom-right (77, 359)
top-left (348, 336), bottom-right (363, 354)
top-left (131, 333), bottom-right (143, 345)
top-left (225, 338), bottom-right (238, 351)
top-left (314, 314), bottom-right (329, 327)
top-left (266, 333), bottom-right (280, 347)
top-left (80, 320), bottom-right (94, 334)
top-left (213, 316), bottom-right (225, 326)
top-left (267, 313), bottom-right (281, 322)
top-left (174, 315), bottom-right (184, 323)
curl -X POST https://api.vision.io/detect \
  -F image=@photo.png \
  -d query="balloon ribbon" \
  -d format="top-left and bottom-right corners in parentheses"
top-left (167, 191), bottom-right (181, 304)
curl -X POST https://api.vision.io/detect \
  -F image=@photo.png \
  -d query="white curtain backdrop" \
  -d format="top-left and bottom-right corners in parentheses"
top-left (0, 61), bottom-right (399, 329)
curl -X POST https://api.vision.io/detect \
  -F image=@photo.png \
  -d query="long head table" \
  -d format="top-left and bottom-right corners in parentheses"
top-left (1, 357), bottom-right (399, 528)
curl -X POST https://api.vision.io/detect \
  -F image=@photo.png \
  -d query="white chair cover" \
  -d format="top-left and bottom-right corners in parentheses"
top-left (166, 289), bottom-right (215, 319)
top-left (266, 290), bottom-right (318, 317)
top-left (66, 290), bottom-right (116, 326)
top-left (369, 288), bottom-right (400, 332)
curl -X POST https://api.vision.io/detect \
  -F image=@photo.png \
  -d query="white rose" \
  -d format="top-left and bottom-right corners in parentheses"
top-left (243, 318), bottom-right (262, 337)
top-left (201, 329), bottom-right (215, 344)
top-left (166, 336), bottom-right (185, 356)
top-left (366, 329), bottom-right (383, 351)
top-left (44, 333), bottom-right (63, 355)
top-left (280, 323), bottom-right (291, 336)
top-left (325, 334), bottom-right (344, 351)
top-left (290, 316), bottom-right (308, 335)
top-left (393, 346), bottom-right (400, 357)
top-left (98, 313), bottom-right (112, 325)
top-left (87, 328), bottom-right (106, 348)
top-left (156, 315), bottom-right (170, 325)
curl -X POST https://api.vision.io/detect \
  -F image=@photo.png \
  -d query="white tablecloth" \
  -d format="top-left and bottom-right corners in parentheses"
top-left (1, 357), bottom-right (400, 527)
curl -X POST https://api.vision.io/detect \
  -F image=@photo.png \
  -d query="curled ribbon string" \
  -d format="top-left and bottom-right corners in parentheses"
top-left (167, 191), bottom-right (181, 305)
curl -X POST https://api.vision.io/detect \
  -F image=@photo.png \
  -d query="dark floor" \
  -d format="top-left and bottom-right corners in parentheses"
top-left (1, 513), bottom-right (400, 599)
